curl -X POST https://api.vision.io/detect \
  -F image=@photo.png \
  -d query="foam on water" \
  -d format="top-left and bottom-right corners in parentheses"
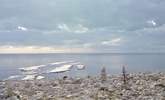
top-left (49, 64), bottom-right (73, 73)
top-left (19, 65), bottom-right (46, 71)
top-left (5, 60), bottom-right (85, 80)
top-left (6, 75), bottom-right (21, 80)
top-left (19, 61), bottom-right (74, 72)
top-left (1, 53), bottom-right (165, 80)
top-left (36, 76), bottom-right (45, 80)
top-left (21, 70), bottom-right (38, 75)
top-left (49, 61), bottom-right (71, 65)
top-left (76, 64), bottom-right (85, 70)
top-left (69, 62), bottom-right (81, 65)
top-left (22, 75), bottom-right (36, 80)
top-left (20, 75), bottom-right (45, 80)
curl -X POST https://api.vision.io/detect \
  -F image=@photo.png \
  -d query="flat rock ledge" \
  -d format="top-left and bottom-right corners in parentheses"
top-left (1, 72), bottom-right (165, 100)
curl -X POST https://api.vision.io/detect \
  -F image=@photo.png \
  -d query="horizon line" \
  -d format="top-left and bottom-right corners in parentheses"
top-left (0, 52), bottom-right (165, 54)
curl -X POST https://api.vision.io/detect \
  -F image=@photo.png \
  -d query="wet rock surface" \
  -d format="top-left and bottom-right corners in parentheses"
top-left (1, 72), bottom-right (165, 100)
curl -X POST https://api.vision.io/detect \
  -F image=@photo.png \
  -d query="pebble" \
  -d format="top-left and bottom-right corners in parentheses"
top-left (0, 73), bottom-right (165, 100)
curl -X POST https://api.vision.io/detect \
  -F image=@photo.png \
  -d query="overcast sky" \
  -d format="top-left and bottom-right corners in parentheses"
top-left (0, 0), bottom-right (165, 53)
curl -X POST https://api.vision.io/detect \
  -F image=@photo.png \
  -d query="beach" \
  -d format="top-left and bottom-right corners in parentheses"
top-left (0, 0), bottom-right (165, 99)
top-left (1, 72), bottom-right (165, 100)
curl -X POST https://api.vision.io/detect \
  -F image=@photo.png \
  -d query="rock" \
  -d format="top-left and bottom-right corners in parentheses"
top-left (155, 83), bottom-right (165, 88)
top-left (72, 78), bottom-right (82, 84)
top-left (161, 91), bottom-right (165, 97)
top-left (100, 67), bottom-right (107, 83)
top-left (1, 72), bottom-right (165, 99)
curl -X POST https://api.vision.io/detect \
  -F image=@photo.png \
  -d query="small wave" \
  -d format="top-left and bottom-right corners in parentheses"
top-left (36, 76), bottom-right (44, 80)
top-left (19, 61), bottom-right (75, 72)
top-left (21, 70), bottom-right (38, 75)
top-left (49, 64), bottom-right (73, 73)
top-left (22, 75), bottom-right (45, 80)
top-left (19, 64), bottom-right (46, 71)
top-left (49, 61), bottom-right (74, 65)
top-left (6, 75), bottom-right (21, 80)
top-left (49, 61), bottom-right (68, 65)
top-left (76, 64), bottom-right (85, 70)
top-left (22, 75), bottom-right (36, 80)
top-left (69, 62), bottom-right (81, 65)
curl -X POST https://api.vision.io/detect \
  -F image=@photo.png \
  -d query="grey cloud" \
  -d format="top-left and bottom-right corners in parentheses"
top-left (0, 0), bottom-right (165, 52)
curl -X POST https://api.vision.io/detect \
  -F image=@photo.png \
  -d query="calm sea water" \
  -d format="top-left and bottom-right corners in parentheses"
top-left (0, 53), bottom-right (165, 80)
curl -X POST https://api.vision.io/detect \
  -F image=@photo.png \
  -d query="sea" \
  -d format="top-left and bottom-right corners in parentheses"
top-left (0, 53), bottom-right (165, 80)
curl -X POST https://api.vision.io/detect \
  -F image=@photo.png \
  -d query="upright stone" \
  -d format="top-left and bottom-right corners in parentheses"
top-left (100, 67), bottom-right (107, 82)
top-left (122, 65), bottom-right (127, 85)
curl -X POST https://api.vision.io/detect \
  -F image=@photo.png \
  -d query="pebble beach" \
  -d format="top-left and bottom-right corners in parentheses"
top-left (1, 72), bottom-right (165, 100)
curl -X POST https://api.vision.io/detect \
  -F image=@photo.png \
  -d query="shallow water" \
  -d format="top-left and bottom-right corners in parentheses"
top-left (0, 53), bottom-right (165, 80)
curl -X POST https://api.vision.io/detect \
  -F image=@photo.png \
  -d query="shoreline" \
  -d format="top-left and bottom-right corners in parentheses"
top-left (1, 72), bottom-right (165, 100)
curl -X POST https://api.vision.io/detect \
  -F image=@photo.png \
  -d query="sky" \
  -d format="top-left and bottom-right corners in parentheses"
top-left (0, 0), bottom-right (165, 53)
